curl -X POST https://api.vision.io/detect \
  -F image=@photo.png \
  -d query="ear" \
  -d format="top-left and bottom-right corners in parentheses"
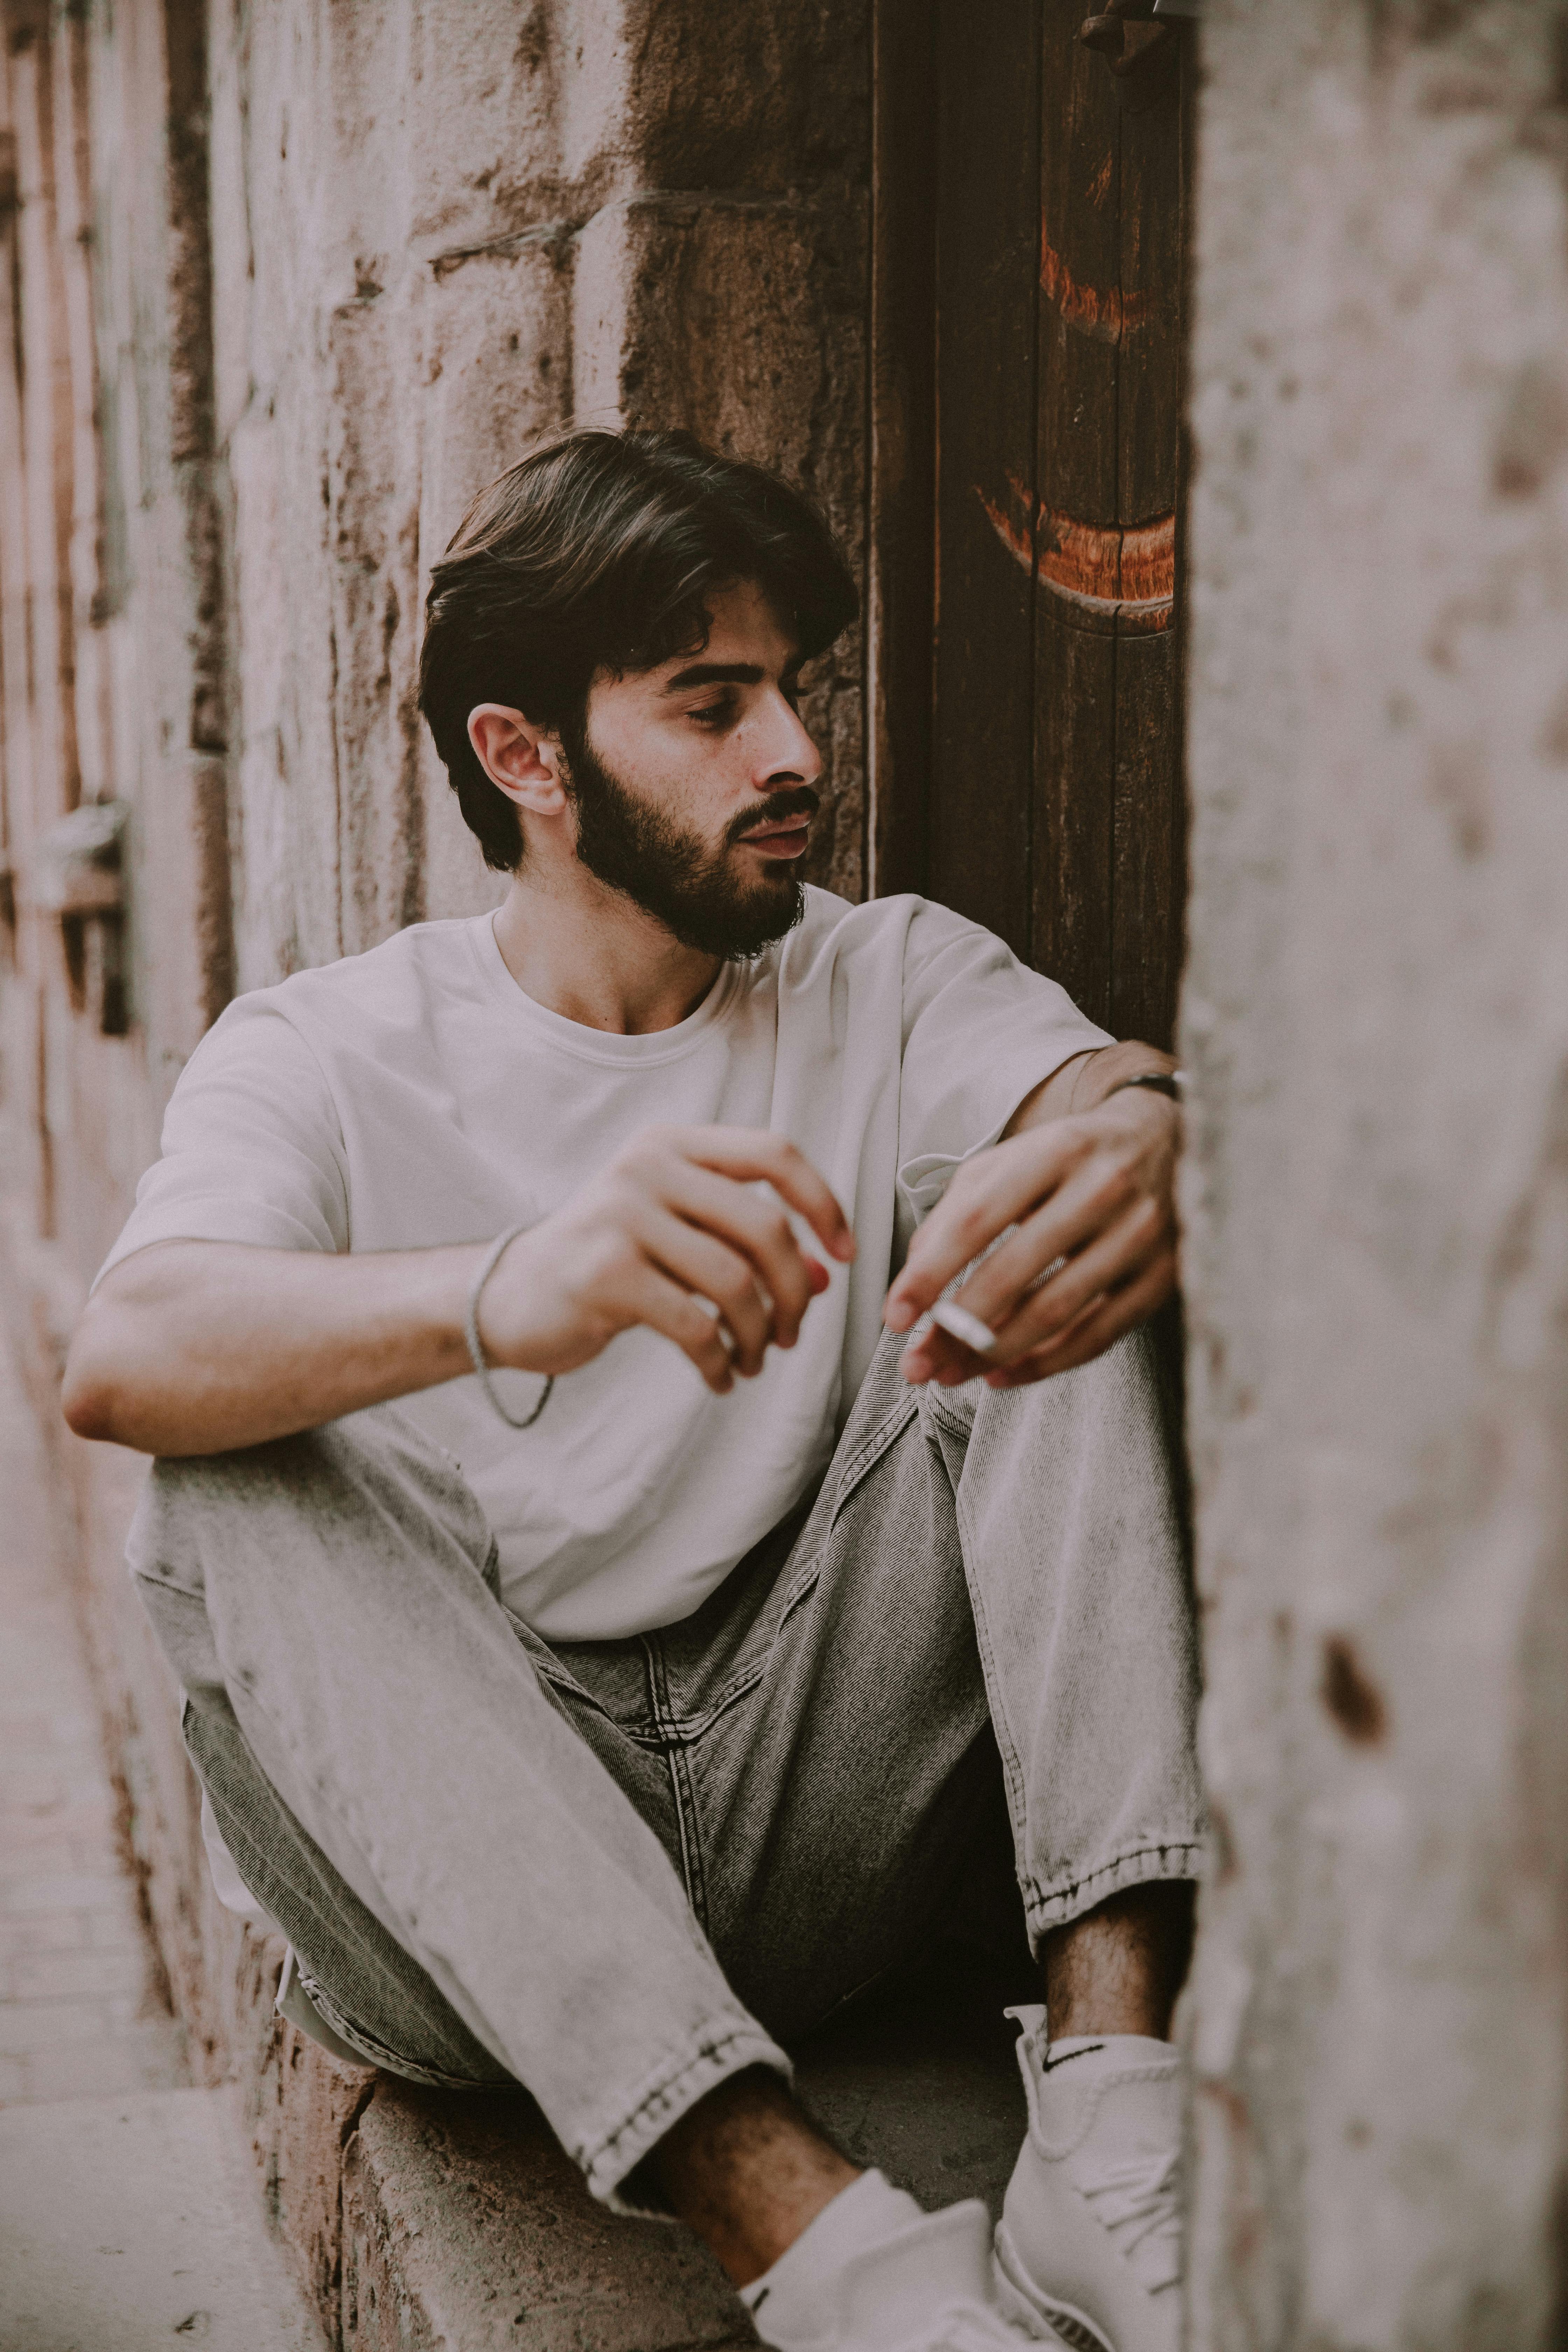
top-left (467, 704), bottom-right (568, 817)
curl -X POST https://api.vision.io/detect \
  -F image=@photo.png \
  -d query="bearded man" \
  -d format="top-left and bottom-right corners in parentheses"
top-left (63, 431), bottom-right (1202, 2352)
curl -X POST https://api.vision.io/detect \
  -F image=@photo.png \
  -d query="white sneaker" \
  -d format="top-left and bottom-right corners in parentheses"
top-left (743, 2170), bottom-right (1059, 2352)
top-left (992, 2011), bottom-right (1183, 2352)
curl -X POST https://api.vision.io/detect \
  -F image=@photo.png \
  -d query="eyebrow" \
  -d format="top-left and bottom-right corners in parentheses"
top-left (661, 660), bottom-right (800, 694)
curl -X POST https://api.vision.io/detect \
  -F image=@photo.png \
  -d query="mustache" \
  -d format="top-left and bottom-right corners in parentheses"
top-left (727, 787), bottom-right (821, 848)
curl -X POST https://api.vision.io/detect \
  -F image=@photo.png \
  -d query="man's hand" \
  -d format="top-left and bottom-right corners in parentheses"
top-left (481, 1126), bottom-right (855, 1396)
top-left (63, 1128), bottom-right (853, 1455)
top-left (884, 1072), bottom-right (1178, 1389)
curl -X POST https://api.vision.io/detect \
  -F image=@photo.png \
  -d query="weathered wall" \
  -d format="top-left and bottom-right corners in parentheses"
top-left (204, 0), bottom-right (868, 988)
top-left (1182, 5), bottom-right (1568, 2345)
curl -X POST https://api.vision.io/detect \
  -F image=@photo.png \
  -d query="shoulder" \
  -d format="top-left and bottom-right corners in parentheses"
top-left (175, 920), bottom-right (481, 1102)
top-left (211, 919), bottom-right (481, 1043)
top-left (773, 887), bottom-right (923, 979)
top-left (268, 918), bottom-right (478, 1014)
top-left (775, 889), bottom-right (1008, 985)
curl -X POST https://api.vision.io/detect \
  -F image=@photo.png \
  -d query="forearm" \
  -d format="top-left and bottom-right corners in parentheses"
top-left (1003, 1039), bottom-right (1177, 1137)
top-left (62, 1240), bottom-right (485, 1456)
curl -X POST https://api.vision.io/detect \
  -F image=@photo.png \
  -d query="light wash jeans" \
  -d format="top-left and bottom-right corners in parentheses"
top-left (127, 1323), bottom-right (1203, 2208)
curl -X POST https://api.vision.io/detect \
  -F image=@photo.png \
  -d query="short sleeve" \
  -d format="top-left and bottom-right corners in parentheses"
top-left (896, 900), bottom-right (1113, 1232)
top-left (93, 1000), bottom-right (350, 1288)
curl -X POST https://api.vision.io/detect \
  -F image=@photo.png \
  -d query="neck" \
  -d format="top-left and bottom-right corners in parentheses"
top-left (491, 866), bottom-right (723, 1035)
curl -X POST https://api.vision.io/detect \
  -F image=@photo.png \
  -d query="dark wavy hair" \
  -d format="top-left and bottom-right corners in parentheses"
top-left (418, 429), bottom-right (859, 873)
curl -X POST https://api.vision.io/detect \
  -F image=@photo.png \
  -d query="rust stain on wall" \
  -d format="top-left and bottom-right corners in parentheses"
top-left (1321, 1634), bottom-right (1388, 1747)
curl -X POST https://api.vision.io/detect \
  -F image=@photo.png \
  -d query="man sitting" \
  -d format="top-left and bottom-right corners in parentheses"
top-left (63, 430), bottom-right (1203, 2352)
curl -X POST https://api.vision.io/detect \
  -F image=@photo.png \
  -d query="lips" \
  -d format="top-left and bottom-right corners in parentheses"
top-left (740, 819), bottom-right (811, 859)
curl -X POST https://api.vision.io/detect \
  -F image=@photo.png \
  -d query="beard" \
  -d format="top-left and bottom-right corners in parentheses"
top-left (558, 720), bottom-right (814, 962)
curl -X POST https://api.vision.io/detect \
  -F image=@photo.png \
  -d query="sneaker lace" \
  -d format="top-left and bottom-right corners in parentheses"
top-left (1079, 2147), bottom-right (1182, 2282)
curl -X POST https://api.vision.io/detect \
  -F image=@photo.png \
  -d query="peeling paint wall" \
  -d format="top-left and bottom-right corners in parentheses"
top-left (1182, 5), bottom-right (1568, 2344)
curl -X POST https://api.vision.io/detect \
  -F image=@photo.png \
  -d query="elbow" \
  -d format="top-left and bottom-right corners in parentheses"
top-left (60, 1353), bottom-right (122, 1444)
top-left (61, 1310), bottom-right (140, 1446)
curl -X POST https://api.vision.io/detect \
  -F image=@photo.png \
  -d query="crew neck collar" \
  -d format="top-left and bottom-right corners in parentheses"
top-left (468, 912), bottom-right (747, 1065)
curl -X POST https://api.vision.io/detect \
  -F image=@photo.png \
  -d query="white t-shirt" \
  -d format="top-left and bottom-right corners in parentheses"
top-left (100, 887), bottom-right (1110, 1640)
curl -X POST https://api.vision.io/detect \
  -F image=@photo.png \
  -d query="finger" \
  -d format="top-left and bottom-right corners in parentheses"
top-left (884, 1126), bottom-right (1082, 1329)
top-left (656, 1162), bottom-right (818, 1346)
top-left (635, 1207), bottom-right (774, 1376)
top-left (893, 1148), bottom-right (1152, 1373)
top-left (958, 1194), bottom-right (1169, 1366)
top-left (901, 1202), bottom-right (1166, 1387)
top-left (982, 1250), bottom-right (1176, 1386)
top-left (663, 1128), bottom-right (855, 1262)
top-left (932, 1159), bottom-right (1133, 1335)
top-left (626, 1263), bottom-right (743, 1394)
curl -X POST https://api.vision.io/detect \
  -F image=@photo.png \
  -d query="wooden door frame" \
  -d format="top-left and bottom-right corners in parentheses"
top-left (865, 0), bottom-right (939, 905)
top-left (864, 2), bottom-right (1196, 1055)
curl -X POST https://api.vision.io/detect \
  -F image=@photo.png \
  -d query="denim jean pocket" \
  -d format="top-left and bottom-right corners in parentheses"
top-left (772, 1389), bottom-right (921, 1623)
top-left (825, 1389), bottom-right (920, 1527)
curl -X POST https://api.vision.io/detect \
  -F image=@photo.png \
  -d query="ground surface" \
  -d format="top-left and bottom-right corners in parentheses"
top-left (0, 1301), bottom-right (184, 2106)
top-left (0, 1309), bottom-right (321, 2350)
top-left (0, 2087), bottom-right (322, 2351)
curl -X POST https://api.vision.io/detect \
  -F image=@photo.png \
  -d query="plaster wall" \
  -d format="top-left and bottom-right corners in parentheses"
top-left (1182, 7), bottom-right (1568, 2344)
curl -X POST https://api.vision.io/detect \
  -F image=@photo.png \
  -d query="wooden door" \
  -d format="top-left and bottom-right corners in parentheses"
top-left (869, 0), bottom-right (1193, 1052)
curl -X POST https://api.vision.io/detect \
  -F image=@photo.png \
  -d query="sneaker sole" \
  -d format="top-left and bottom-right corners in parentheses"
top-left (993, 2222), bottom-right (1117, 2352)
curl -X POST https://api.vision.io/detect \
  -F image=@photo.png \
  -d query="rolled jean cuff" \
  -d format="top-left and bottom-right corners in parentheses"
top-left (583, 2019), bottom-right (794, 2215)
top-left (1023, 1839), bottom-right (1207, 1947)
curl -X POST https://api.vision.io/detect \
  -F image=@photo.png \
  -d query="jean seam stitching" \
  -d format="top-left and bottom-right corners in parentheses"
top-left (581, 2023), bottom-right (790, 2190)
top-left (1021, 1842), bottom-right (1208, 1922)
top-left (827, 1393), bottom-right (920, 1520)
top-left (293, 1968), bottom-right (503, 2091)
top-left (950, 1468), bottom-right (1032, 1853)
top-left (642, 1635), bottom-right (709, 1934)
top-left (662, 1662), bottom-right (766, 1743)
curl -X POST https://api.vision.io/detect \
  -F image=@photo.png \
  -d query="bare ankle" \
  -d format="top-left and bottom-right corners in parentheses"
top-left (1042, 1881), bottom-right (1195, 2041)
top-left (650, 2067), bottom-right (860, 2287)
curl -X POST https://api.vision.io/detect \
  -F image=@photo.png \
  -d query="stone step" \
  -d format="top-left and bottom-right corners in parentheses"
top-left (317, 1945), bottom-right (1030, 2351)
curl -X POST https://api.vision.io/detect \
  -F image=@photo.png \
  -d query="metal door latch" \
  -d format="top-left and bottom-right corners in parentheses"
top-left (1078, 0), bottom-right (1202, 80)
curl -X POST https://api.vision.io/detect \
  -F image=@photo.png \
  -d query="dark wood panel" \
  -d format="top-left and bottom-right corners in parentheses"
top-left (1031, 13), bottom-right (1124, 1017)
top-left (1036, 15), bottom-right (1122, 532)
top-left (1110, 623), bottom-right (1181, 1049)
top-left (929, 0), bottom-right (1042, 958)
top-left (867, 0), bottom-right (939, 900)
top-left (1034, 608), bottom-right (1116, 1028)
top-left (912, 5), bottom-right (1192, 1048)
top-left (1116, 54), bottom-right (1184, 525)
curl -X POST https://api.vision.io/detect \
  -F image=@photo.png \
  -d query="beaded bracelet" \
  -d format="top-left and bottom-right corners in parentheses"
top-left (464, 1223), bottom-right (554, 1431)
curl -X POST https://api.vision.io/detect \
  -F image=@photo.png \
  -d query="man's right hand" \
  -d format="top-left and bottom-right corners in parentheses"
top-left (478, 1126), bottom-right (855, 1394)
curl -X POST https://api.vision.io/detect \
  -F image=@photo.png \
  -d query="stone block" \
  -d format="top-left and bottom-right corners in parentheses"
top-left (557, 0), bottom-right (868, 198)
top-left (340, 2083), bottom-right (751, 2352)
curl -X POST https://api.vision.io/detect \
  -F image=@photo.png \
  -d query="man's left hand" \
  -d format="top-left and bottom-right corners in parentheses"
top-left (883, 1078), bottom-right (1179, 1388)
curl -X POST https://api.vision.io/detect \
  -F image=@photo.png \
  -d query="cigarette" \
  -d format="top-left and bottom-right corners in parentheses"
top-left (929, 1301), bottom-right (999, 1355)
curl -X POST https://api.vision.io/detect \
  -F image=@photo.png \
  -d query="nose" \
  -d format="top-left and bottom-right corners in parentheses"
top-left (752, 686), bottom-right (822, 791)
